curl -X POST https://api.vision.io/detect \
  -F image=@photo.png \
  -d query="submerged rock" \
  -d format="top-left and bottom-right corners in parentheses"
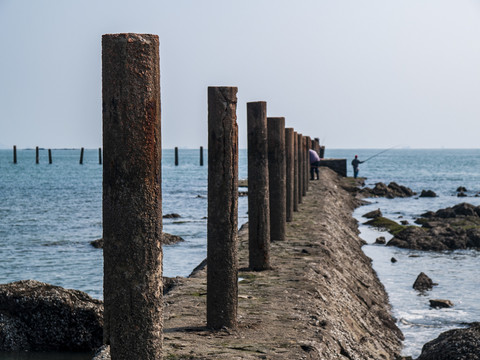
top-left (417, 322), bottom-right (480, 360)
top-left (419, 190), bottom-right (437, 198)
top-left (375, 236), bottom-right (386, 244)
top-left (163, 213), bottom-right (181, 218)
top-left (429, 299), bottom-right (454, 309)
top-left (0, 280), bottom-right (103, 351)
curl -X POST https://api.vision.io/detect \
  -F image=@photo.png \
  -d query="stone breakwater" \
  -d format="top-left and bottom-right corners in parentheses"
top-left (141, 167), bottom-right (402, 359)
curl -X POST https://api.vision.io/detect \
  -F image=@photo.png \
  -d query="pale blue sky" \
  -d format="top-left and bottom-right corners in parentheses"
top-left (1, 0), bottom-right (480, 149)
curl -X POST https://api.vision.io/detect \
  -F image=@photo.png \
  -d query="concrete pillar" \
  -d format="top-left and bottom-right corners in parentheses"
top-left (314, 138), bottom-right (320, 154)
top-left (320, 145), bottom-right (325, 158)
top-left (48, 149), bottom-right (52, 164)
top-left (36, 146), bottom-right (39, 164)
top-left (293, 131), bottom-right (298, 212)
top-left (247, 101), bottom-right (270, 270)
top-left (302, 137), bottom-right (307, 196)
top-left (174, 147), bottom-right (179, 166)
top-left (102, 33), bottom-right (163, 360)
top-left (267, 117), bottom-right (286, 241)
top-left (79, 147), bottom-right (84, 165)
top-left (200, 146), bottom-right (204, 166)
top-left (297, 133), bottom-right (303, 203)
top-left (207, 86), bottom-right (239, 329)
top-left (13, 145), bottom-right (17, 164)
top-left (285, 128), bottom-right (294, 222)
top-left (99, 148), bottom-right (102, 165)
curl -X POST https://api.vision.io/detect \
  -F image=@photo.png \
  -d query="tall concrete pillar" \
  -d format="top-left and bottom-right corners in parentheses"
top-left (102, 33), bottom-right (163, 360)
top-left (247, 101), bottom-right (270, 270)
top-left (297, 133), bottom-right (303, 203)
top-left (302, 136), bottom-right (309, 196)
top-left (207, 86), bottom-right (239, 329)
top-left (267, 117), bottom-right (286, 241)
top-left (320, 145), bottom-right (325, 158)
top-left (285, 128), bottom-right (294, 222)
top-left (293, 131), bottom-right (298, 212)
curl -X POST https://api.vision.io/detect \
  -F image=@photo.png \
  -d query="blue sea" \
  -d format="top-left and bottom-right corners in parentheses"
top-left (0, 148), bottom-right (479, 359)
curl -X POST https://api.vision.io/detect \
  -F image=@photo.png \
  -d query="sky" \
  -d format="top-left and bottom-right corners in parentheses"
top-left (1, 0), bottom-right (480, 149)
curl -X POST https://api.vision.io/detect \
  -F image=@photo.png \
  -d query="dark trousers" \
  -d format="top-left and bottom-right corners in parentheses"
top-left (310, 161), bottom-right (321, 180)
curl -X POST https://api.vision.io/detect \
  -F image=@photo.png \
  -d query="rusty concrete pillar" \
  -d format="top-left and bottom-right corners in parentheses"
top-left (285, 128), bottom-right (294, 222)
top-left (305, 137), bottom-right (311, 190)
top-left (247, 101), bottom-right (270, 270)
top-left (314, 138), bottom-right (320, 154)
top-left (297, 133), bottom-right (303, 203)
top-left (320, 145), bottom-right (325, 158)
top-left (102, 33), bottom-right (163, 360)
top-left (267, 117), bottom-right (286, 241)
top-left (302, 137), bottom-right (307, 196)
top-left (293, 132), bottom-right (298, 211)
top-left (207, 86), bottom-right (238, 329)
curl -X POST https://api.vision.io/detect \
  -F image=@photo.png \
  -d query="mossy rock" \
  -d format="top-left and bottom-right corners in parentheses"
top-left (364, 216), bottom-right (405, 235)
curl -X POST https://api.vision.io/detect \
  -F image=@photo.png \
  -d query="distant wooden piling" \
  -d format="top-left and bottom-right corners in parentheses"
top-left (247, 101), bottom-right (270, 271)
top-left (200, 146), bottom-right (204, 166)
top-left (99, 148), bottom-right (102, 165)
top-left (102, 33), bottom-right (163, 359)
top-left (48, 149), bottom-right (52, 164)
top-left (79, 148), bottom-right (84, 165)
top-left (293, 132), bottom-right (298, 211)
top-left (285, 128), bottom-right (294, 222)
top-left (175, 147), bottom-right (179, 166)
top-left (36, 146), bottom-right (39, 164)
top-left (267, 117), bottom-right (286, 241)
top-left (13, 146), bottom-right (17, 164)
top-left (207, 86), bottom-right (238, 329)
top-left (297, 133), bottom-right (303, 203)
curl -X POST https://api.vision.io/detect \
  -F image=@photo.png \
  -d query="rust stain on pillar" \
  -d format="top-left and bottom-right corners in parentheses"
top-left (207, 86), bottom-right (239, 329)
top-left (297, 133), bottom-right (303, 203)
top-left (268, 117), bottom-right (286, 241)
top-left (247, 101), bottom-right (270, 271)
top-left (102, 33), bottom-right (163, 360)
top-left (293, 132), bottom-right (298, 211)
top-left (285, 128), bottom-right (294, 222)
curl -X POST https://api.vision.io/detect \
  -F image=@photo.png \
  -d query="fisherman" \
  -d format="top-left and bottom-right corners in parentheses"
top-left (351, 155), bottom-right (364, 179)
top-left (309, 149), bottom-right (321, 180)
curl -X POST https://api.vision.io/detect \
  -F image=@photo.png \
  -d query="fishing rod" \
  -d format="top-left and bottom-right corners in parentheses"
top-left (362, 145), bottom-right (399, 163)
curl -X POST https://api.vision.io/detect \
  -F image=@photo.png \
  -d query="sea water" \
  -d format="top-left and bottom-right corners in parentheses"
top-left (0, 148), bottom-right (479, 358)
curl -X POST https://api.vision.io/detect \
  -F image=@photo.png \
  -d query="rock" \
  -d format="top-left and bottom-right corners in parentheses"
top-left (363, 209), bottom-right (383, 219)
top-left (162, 232), bottom-right (185, 245)
top-left (429, 299), bottom-right (454, 309)
top-left (361, 182), bottom-right (415, 198)
top-left (238, 191), bottom-right (248, 197)
top-left (163, 213), bottom-right (181, 218)
top-left (419, 190), bottom-right (437, 198)
top-left (417, 322), bottom-right (480, 360)
top-left (400, 220), bottom-right (409, 225)
top-left (375, 236), bottom-right (386, 244)
top-left (391, 257), bottom-right (397, 263)
top-left (91, 232), bottom-right (184, 249)
top-left (90, 238), bottom-right (104, 248)
top-left (0, 280), bottom-right (103, 351)
top-left (457, 186), bottom-right (468, 192)
top-left (457, 191), bottom-right (467, 197)
top-left (413, 272), bottom-right (434, 291)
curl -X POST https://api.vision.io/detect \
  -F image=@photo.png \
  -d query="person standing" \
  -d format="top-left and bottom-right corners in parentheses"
top-left (309, 149), bottom-right (321, 180)
top-left (351, 155), bottom-right (364, 179)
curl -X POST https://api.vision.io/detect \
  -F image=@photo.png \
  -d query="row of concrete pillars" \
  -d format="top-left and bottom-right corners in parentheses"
top-left (101, 33), bottom-right (324, 359)
top-left (11, 146), bottom-right (102, 165)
